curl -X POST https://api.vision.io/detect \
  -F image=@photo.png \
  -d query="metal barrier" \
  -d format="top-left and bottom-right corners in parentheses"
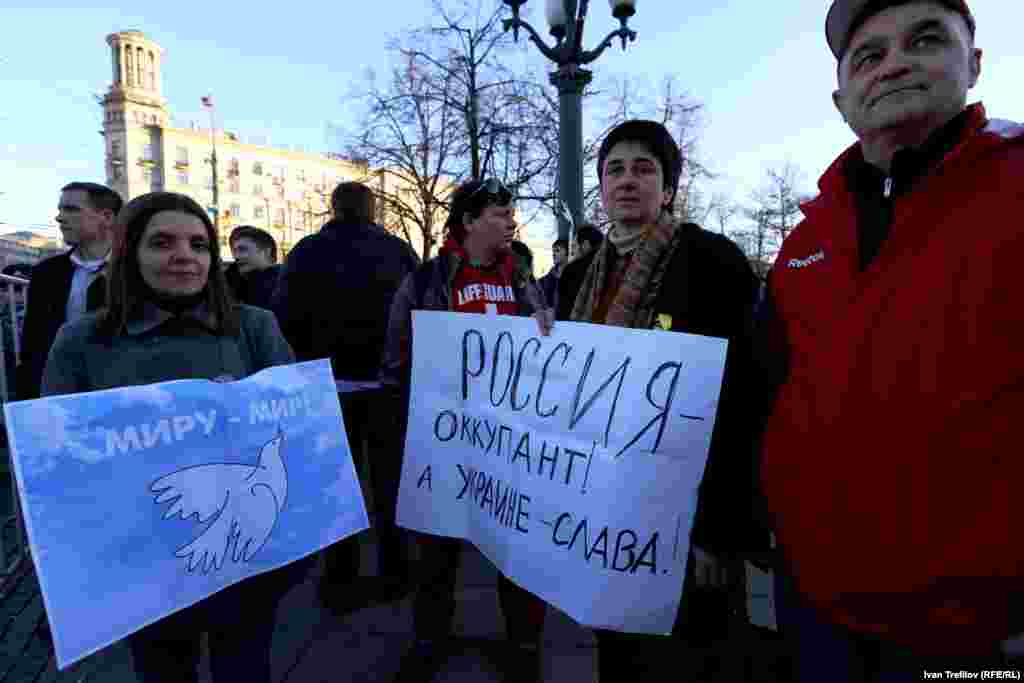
top-left (0, 272), bottom-right (29, 575)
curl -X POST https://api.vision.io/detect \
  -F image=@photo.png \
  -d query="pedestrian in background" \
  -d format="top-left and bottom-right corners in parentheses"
top-left (272, 181), bottom-right (420, 612)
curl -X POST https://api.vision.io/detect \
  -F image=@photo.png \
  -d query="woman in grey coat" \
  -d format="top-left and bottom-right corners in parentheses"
top-left (41, 192), bottom-right (307, 683)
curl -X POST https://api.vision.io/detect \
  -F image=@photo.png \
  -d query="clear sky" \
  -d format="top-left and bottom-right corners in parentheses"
top-left (2, 1), bottom-right (1021, 247)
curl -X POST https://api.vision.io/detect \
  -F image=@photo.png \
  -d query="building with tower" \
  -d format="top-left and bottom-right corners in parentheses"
top-left (99, 30), bottom-right (395, 257)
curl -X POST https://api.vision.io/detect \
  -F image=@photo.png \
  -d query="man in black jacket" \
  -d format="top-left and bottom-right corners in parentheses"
top-left (271, 181), bottom-right (419, 610)
top-left (16, 182), bottom-right (122, 400)
top-left (228, 226), bottom-right (281, 310)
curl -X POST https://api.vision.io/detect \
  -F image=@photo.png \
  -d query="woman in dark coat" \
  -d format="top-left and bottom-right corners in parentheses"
top-left (41, 192), bottom-right (307, 683)
top-left (557, 121), bottom-right (766, 681)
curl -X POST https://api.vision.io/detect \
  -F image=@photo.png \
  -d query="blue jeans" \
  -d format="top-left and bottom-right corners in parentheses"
top-left (774, 570), bottom-right (1006, 683)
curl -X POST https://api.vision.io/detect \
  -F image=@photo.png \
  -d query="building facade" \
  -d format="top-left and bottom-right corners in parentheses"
top-left (0, 232), bottom-right (65, 270)
top-left (96, 30), bottom-right (563, 268)
top-left (100, 30), bottom-right (381, 258)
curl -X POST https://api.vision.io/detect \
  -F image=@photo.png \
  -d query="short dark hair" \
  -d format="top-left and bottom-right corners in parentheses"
top-left (552, 238), bottom-right (569, 251)
top-left (330, 182), bottom-right (376, 224)
top-left (575, 223), bottom-right (604, 248)
top-left (597, 120), bottom-right (683, 212)
top-left (229, 225), bottom-right (278, 262)
top-left (98, 192), bottom-right (238, 339)
top-left (444, 179), bottom-right (513, 244)
top-left (61, 182), bottom-right (123, 215)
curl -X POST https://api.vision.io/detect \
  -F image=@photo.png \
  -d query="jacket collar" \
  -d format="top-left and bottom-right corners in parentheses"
top-left (125, 301), bottom-right (217, 336)
top-left (320, 218), bottom-right (386, 235)
top-left (811, 102), bottom-right (991, 208)
top-left (69, 247), bottom-right (110, 271)
top-left (847, 108), bottom-right (971, 199)
top-left (440, 239), bottom-right (518, 281)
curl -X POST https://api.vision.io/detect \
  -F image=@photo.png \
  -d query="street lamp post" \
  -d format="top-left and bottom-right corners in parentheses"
top-left (201, 95), bottom-right (220, 233)
top-left (502, 0), bottom-right (637, 243)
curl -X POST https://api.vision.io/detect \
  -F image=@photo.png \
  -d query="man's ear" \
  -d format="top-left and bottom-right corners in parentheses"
top-left (462, 212), bottom-right (474, 233)
top-left (832, 89), bottom-right (848, 122)
top-left (968, 48), bottom-right (982, 89)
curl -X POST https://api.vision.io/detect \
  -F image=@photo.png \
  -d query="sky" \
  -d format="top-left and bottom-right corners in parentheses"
top-left (2, 1), bottom-right (1022, 255)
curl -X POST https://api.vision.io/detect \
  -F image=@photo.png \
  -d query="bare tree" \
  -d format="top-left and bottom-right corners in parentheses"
top-left (732, 163), bottom-right (811, 278)
top-left (707, 192), bottom-right (740, 235)
top-left (338, 50), bottom-right (461, 259)
top-left (731, 206), bottom-right (775, 279)
top-left (753, 163), bottom-right (807, 248)
top-left (581, 75), bottom-right (710, 228)
top-left (340, 0), bottom-right (560, 258)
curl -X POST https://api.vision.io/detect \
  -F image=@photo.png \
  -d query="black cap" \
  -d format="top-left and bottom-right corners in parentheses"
top-left (597, 120), bottom-right (682, 203)
top-left (826, 0), bottom-right (975, 60)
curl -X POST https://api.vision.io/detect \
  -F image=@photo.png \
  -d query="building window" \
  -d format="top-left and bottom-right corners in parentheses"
top-left (274, 208), bottom-right (286, 226)
top-left (125, 46), bottom-right (134, 87)
top-left (253, 162), bottom-right (263, 176)
top-left (253, 184), bottom-right (263, 196)
top-left (111, 165), bottom-right (122, 181)
top-left (229, 179), bottom-right (240, 194)
top-left (230, 203), bottom-right (241, 218)
top-left (297, 169), bottom-right (306, 184)
top-left (228, 158), bottom-right (239, 175)
top-left (142, 168), bottom-right (153, 183)
top-left (147, 51), bottom-right (156, 90)
top-left (141, 143), bottom-right (155, 162)
top-left (136, 47), bottom-right (145, 90)
top-left (205, 175), bottom-right (215, 190)
top-left (253, 205), bottom-right (265, 219)
top-left (110, 140), bottom-right (122, 158)
top-left (274, 165), bottom-right (286, 181)
top-left (176, 146), bottom-right (189, 164)
top-left (177, 171), bottom-right (189, 185)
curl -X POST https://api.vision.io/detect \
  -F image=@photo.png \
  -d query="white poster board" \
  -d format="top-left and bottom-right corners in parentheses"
top-left (396, 311), bottom-right (728, 634)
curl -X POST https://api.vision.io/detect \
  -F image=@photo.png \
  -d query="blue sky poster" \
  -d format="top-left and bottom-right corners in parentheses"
top-left (4, 359), bottom-right (368, 669)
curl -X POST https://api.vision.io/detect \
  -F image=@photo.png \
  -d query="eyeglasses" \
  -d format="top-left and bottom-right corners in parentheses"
top-left (469, 178), bottom-right (513, 206)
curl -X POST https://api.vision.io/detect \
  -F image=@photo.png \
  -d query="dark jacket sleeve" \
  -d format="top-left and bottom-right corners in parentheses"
top-left (687, 236), bottom-right (767, 556)
top-left (39, 321), bottom-right (89, 398)
top-left (555, 255), bottom-right (592, 321)
top-left (743, 269), bottom-right (790, 546)
top-left (379, 269), bottom-right (418, 390)
top-left (269, 240), bottom-right (314, 359)
top-left (17, 259), bottom-right (68, 401)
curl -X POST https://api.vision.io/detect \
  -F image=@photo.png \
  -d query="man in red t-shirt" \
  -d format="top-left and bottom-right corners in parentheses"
top-left (381, 178), bottom-right (551, 683)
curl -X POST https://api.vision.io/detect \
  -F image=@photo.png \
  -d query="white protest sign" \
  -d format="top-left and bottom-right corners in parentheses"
top-left (4, 359), bottom-right (368, 669)
top-left (396, 311), bottom-right (727, 634)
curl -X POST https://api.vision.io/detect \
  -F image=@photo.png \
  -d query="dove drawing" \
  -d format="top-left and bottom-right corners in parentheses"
top-left (150, 428), bottom-right (288, 574)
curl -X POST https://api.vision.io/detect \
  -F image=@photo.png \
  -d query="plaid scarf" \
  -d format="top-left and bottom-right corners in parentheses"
top-left (569, 212), bottom-right (686, 328)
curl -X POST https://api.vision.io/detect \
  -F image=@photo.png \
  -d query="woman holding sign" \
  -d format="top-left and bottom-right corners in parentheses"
top-left (556, 120), bottom-right (766, 681)
top-left (380, 178), bottom-right (553, 683)
top-left (41, 192), bottom-right (308, 683)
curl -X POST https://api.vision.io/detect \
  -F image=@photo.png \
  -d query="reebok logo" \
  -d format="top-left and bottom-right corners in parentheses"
top-left (787, 249), bottom-right (825, 269)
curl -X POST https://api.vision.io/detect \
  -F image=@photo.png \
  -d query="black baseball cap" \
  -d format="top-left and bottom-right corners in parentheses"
top-left (826, 0), bottom-right (975, 60)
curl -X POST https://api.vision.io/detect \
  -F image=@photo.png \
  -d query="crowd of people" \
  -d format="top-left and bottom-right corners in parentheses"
top-left (11, 1), bottom-right (1024, 681)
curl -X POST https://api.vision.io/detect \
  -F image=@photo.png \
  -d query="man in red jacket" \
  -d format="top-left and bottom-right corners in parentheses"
top-left (759, 1), bottom-right (1024, 680)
